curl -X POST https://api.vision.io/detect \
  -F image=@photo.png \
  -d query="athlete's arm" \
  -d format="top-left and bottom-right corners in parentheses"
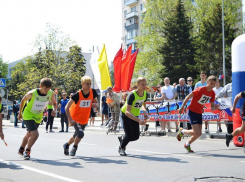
top-left (142, 102), bottom-right (148, 120)
top-left (92, 98), bottom-right (98, 108)
top-left (125, 105), bottom-right (145, 125)
top-left (231, 92), bottom-right (243, 113)
top-left (65, 99), bottom-right (76, 126)
top-left (51, 91), bottom-right (58, 116)
top-left (178, 93), bottom-right (194, 114)
top-left (17, 92), bottom-right (33, 121)
top-left (211, 102), bottom-right (219, 111)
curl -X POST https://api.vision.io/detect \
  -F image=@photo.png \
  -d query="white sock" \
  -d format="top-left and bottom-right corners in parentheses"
top-left (186, 141), bottom-right (190, 146)
top-left (181, 129), bottom-right (185, 135)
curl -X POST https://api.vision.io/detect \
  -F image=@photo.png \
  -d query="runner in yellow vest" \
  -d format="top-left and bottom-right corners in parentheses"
top-left (17, 78), bottom-right (57, 160)
top-left (118, 77), bottom-right (148, 156)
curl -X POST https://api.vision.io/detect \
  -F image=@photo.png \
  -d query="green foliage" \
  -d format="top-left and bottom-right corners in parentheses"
top-left (158, 0), bottom-right (198, 83)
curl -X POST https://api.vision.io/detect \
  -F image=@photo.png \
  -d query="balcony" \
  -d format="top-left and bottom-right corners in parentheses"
top-left (127, 38), bottom-right (136, 45)
top-left (125, 0), bottom-right (138, 7)
top-left (125, 23), bottom-right (138, 31)
top-left (125, 11), bottom-right (138, 20)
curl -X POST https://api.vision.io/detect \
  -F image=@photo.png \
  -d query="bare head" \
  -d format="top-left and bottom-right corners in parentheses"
top-left (40, 78), bottom-right (52, 95)
top-left (164, 77), bottom-right (170, 86)
top-left (136, 77), bottom-right (147, 91)
top-left (81, 76), bottom-right (92, 91)
top-left (179, 78), bottom-right (185, 87)
top-left (200, 71), bottom-right (207, 81)
top-left (207, 75), bottom-right (217, 89)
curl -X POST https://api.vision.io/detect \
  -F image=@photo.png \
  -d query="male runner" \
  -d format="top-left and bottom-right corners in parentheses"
top-left (176, 75), bottom-right (219, 152)
top-left (0, 95), bottom-right (4, 140)
top-left (226, 91), bottom-right (245, 147)
top-left (118, 77), bottom-right (148, 156)
top-left (63, 76), bottom-right (98, 156)
top-left (18, 78), bottom-right (57, 160)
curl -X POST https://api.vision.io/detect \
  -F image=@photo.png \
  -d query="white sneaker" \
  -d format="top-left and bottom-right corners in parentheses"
top-left (205, 129), bottom-right (209, 133)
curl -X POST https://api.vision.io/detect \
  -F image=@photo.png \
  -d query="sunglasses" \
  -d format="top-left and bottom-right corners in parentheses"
top-left (187, 80), bottom-right (192, 82)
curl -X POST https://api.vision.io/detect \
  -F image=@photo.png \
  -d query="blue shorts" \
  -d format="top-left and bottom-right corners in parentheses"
top-left (102, 108), bottom-right (108, 115)
top-left (188, 109), bottom-right (202, 125)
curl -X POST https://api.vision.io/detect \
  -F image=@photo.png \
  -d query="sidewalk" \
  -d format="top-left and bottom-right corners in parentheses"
top-left (2, 117), bottom-right (228, 139)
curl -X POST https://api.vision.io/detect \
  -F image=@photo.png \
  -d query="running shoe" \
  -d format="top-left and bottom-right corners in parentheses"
top-left (49, 130), bottom-right (55, 133)
top-left (118, 147), bottom-right (127, 156)
top-left (46, 129), bottom-right (48, 133)
top-left (18, 148), bottom-right (25, 156)
top-left (226, 134), bottom-right (233, 147)
top-left (70, 146), bottom-right (77, 156)
top-left (23, 150), bottom-right (31, 160)
top-left (176, 127), bottom-right (183, 141)
top-left (205, 128), bottom-right (209, 133)
top-left (184, 143), bottom-right (194, 153)
top-left (63, 143), bottom-right (69, 155)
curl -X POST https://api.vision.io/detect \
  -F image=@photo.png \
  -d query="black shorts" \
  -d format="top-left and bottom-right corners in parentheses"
top-left (90, 108), bottom-right (96, 118)
top-left (188, 109), bottom-right (202, 125)
top-left (24, 120), bottom-right (40, 132)
top-left (73, 123), bottom-right (86, 138)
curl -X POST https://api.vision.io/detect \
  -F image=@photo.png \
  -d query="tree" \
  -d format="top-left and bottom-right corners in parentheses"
top-left (157, 0), bottom-right (197, 83)
top-left (0, 55), bottom-right (8, 78)
top-left (195, 3), bottom-right (238, 82)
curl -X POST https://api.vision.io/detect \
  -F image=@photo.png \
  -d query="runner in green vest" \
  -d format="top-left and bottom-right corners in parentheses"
top-left (118, 77), bottom-right (148, 156)
top-left (17, 78), bottom-right (57, 160)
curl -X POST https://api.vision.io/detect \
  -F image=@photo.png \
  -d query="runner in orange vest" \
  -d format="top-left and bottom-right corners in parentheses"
top-left (63, 76), bottom-right (98, 156)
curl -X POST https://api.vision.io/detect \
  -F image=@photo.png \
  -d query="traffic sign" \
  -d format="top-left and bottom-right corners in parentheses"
top-left (55, 88), bottom-right (58, 94)
top-left (0, 78), bottom-right (6, 88)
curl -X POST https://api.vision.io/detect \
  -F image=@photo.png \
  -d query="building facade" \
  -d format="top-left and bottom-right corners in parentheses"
top-left (122, 0), bottom-right (146, 52)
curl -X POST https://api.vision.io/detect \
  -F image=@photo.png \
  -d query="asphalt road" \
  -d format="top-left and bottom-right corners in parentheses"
top-left (0, 127), bottom-right (245, 182)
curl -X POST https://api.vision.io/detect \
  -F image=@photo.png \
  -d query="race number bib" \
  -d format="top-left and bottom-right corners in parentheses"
top-left (79, 100), bottom-right (91, 108)
top-left (32, 101), bottom-right (48, 111)
top-left (198, 94), bottom-right (211, 105)
top-left (134, 100), bottom-right (144, 108)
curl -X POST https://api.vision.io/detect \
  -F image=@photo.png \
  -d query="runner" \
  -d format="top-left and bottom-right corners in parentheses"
top-left (63, 76), bottom-right (98, 156)
top-left (0, 95), bottom-right (4, 140)
top-left (17, 78), bottom-right (57, 160)
top-left (226, 91), bottom-right (245, 147)
top-left (118, 77), bottom-right (148, 156)
top-left (176, 75), bottom-right (219, 152)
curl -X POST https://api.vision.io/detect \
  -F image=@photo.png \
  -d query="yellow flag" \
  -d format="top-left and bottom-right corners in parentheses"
top-left (97, 44), bottom-right (112, 90)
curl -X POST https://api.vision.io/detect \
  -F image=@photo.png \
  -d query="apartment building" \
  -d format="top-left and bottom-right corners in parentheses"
top-left (122, 0), bottom-right (146, 52)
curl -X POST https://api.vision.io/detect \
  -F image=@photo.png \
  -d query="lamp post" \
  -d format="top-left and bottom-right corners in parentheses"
top-left (222, 0), bottom-right (226, 86)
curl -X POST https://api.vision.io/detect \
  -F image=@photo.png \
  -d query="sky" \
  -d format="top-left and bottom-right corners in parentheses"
top-left (0, 0), bottom-right (122, 64)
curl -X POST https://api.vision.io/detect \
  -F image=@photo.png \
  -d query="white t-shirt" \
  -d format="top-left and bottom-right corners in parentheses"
top-left (213, 87), bottom-right (223, 95)
top-left (161, 85), bottom-right (174, 100)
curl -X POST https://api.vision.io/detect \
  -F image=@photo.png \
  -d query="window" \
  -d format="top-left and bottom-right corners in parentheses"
top-left (124, 10), bottom-right (127, 17)
top-left (127, 29), bottom-right (137, 39)
top-left (131, 6), bottom-right (136, 12)
top-left (140, 4), bottom-right (145, 11)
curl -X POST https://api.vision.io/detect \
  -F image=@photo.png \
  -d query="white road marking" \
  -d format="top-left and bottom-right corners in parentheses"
top-left (240, 161), bottom-right (245, 163)
top-left (0, 159), bottom-right (82, 182)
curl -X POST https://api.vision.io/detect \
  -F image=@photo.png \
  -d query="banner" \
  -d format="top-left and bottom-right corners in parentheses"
top-left (90, 47), bottom-right (101, 90)
top-left (113, 45), bottom-right (123, 92)
top-left (121, 45), bottom-right (132, 91)
top-left (139, 98), bottom-right (233, 122)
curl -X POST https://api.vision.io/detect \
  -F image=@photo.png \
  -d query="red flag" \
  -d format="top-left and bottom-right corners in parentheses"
top-left (121, 45), bottom-right (132, 91)
top-left (113, 45), bottom-right (123, 92)
top-left (127, 49), bottom-right (138, 90)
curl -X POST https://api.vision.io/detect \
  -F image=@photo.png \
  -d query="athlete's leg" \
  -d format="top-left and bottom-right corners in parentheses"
top-left (67, 136), bottom-right (75, 145)
top-left (50, 115), bottom-right (54, 131)
top-left (231, 121), bottom-right (245, 136)
top-left (188, 124), bottom-right (202, 145)
top-left (20, 131), bottom-right (31, 148)
top-left (26, 130), bottom-right (39, 150)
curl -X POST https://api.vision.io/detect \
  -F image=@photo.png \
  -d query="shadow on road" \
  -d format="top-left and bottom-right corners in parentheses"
top-left (127, 154), bottom-right (188, 163)
top-left (78, 156), bottom-right (128, 165)
top-left (0, 162), bottom-right (23, 170)
top-left (31, 158), bottom-right (83, 168)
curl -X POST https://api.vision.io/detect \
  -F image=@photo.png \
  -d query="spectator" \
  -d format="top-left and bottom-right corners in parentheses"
top-left (13, 100), bottom-right (19, 127)
top-left (119, 93), bottom-right (128, 128)
top-left (156, 77), bottom-right (177, 132)
top-left (107, 86), bottom-right (120, 131)
top-left (216, 83), bottom-right (233, 134)
top-left (59, 92), bottom-right (69, 132)
top-left (194, 71), bottom-right (208, 133)
top-left (213, 79), bottom-right (223, 95)
top-left (101, 91), bottom-right (108, 126)
top-left (154, 84), bottom-right (162, 127)
top-left (194, 71), bottom-right (207, 89)
top-left (132, 85), bottom-right (138, 90)
top-left (172, 78), bottom-right (192, 130)
top-left (212, 79), bottom-right (223, 132)
top-left (187, 77), bottom-right (194, 91)
top-left (89, 107), bottom-right (96, 126)
top-left (46, 101), bottom-right (55, 133)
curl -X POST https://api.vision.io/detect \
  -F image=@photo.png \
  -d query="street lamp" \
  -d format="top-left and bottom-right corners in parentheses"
top-left (222, 0), bottom-right (226, 86)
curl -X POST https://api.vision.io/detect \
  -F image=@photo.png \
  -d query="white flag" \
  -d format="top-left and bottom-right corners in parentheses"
top-left (90, 47), bottom-right (101, 90)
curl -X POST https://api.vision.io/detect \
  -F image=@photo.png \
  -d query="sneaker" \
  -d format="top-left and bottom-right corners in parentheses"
top-left (205, 128), bottom-right (209, 133)
top-left (49, 130), bottom-right (55, 133)
top-left (46, 129), bottom-right (48, 133)
top-left (118, 147), bottom-right (127, 156)
top-left (23, 150), bottom-right (31, 160)
top-left (184, 143), bottom-right (194, 153)
top-left (226, 134), bottom-right (233, 147)
top-left (176, 128), bottom-right (183, 141)
top-left (18, 148), bottom-right (25, 156)
top-left (70, 146), bottom-right (77, 156)
top-left (59, 130), bottom-right (64, 132)
top-left (168, 129), bottom-right (172, 132)
top-left (101, 124), bottom-right (103, 126)
top-left (63, 143), bottom-right (69, 155)
top-left (65, 130), bottom-right (68, 132)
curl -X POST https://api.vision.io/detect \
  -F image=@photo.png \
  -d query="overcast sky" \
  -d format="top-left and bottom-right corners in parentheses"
top-left (0, 0), bottom-right (122, 64)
